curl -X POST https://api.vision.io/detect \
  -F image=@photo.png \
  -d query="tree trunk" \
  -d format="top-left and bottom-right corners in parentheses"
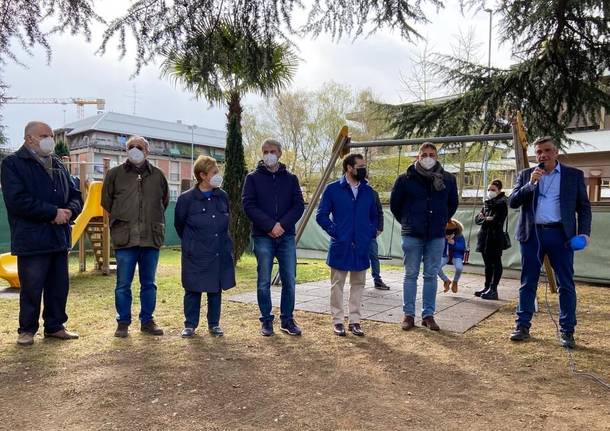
top-left (223, 91), bottom-right (250, 263)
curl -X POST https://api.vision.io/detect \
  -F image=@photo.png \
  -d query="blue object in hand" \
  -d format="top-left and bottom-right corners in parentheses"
top-left (569, 235), bottom-right (588, 251)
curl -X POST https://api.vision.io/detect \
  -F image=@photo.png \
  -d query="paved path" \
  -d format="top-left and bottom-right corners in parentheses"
top-left (228, 270), bottom-right (521, 333)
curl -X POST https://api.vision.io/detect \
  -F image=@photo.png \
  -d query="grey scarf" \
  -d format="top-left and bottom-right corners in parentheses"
top-left (414, 161), bottom-right (446, 191)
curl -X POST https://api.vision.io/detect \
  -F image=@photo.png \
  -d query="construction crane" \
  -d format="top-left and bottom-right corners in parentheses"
top-left (4, 97), bottom-right (106, 120)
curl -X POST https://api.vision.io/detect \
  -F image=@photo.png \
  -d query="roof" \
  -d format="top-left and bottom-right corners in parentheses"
top-left (524, 129), bottom-right (610, 156)
top-left (444, 160), bottom-right (516, 174)
top-left (61, 112), bottom-right (226, 149)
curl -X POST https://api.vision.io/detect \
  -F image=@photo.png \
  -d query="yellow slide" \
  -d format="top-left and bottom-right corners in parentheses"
top-left (0, 181), bottom-right (104, 288)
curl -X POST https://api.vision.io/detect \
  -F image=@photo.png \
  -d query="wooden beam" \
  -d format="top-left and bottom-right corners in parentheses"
top-left (102, 158), bottom-right (111, 276)
top-left (78, 162), bottom-right (87, 272)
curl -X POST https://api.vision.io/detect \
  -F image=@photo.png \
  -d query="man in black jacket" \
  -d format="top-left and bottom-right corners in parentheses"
top-left (242, 139), bottom-right (305, 337)
top-left (1, 121), bottom-right (83, 346)
top-left (390, 142), bottom-right (458, 332)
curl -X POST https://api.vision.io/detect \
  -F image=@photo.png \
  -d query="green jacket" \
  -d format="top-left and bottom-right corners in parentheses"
top-left (101, 161), bottom-right (169, 249)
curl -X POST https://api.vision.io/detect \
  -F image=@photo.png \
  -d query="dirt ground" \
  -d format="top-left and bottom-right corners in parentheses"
top-left (0, 252), bottom-right (608, 430)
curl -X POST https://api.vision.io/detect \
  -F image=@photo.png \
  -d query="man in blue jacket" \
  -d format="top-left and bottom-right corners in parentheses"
top-left (316, 153), bottom-right (378, 337)
top-left (242, 139), bottom-right (305, 337)
top-left (508, 136), bottom-right (591, 348)
top-left (1, 121), bottom-right (83, 346)
top-left (390, 142), bottom-right (458, 332)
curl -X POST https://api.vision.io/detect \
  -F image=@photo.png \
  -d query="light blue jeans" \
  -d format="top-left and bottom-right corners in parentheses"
top-left (438, 256), bottom-right (464, 282)
top-left (401, 236), bottom-right (445, 318)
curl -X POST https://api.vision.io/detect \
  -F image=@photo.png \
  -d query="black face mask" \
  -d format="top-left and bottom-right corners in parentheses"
top-left (353, 167), bottom-right (367, 181)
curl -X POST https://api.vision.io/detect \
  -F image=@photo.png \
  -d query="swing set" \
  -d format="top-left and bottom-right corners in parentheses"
top-left (273, 116), bottom-right (557, 291)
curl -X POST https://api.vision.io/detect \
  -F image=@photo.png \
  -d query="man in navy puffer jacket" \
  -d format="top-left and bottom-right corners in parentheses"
top-left (242, 139), bottom-right (305, 337)
top-left (390, 142), bottom-right (458, 332)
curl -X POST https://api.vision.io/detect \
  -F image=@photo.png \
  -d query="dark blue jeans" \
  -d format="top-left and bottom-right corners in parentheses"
top-left (517, 226), bottom-right (577, 333)
top-left (17, 251), bottom-right (69, 334)
top-left (369, 238), bottom-right (381, 282)
top-left (184, 290), bottom-right (222, 329)
top-left (115, 247), bottom-right (160, 325)
top-left (252, 234), bottom-right (296, 324)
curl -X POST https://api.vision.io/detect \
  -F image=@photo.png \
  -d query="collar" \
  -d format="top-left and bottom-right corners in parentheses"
top-left (340, 175), bottom-right (367, 188)
top-left (123, 159), bottom-right (152, 173)
top-left (192, 186), bottom-right (220, 200)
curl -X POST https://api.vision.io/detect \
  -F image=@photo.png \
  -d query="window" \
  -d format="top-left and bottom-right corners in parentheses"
top-left (169, 185), bottom-right (180, 202)
top-left (170, 161), bottom-right (180, 182)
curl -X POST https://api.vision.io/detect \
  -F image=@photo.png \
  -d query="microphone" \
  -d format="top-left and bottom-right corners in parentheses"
top-left (533, 162), bottom-right (545, 185)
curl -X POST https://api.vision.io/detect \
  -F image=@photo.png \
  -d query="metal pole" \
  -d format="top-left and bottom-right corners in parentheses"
top-left (190, 126), bottom-right (195, 166)
top-left (348, 133), bottom-right (513, 148)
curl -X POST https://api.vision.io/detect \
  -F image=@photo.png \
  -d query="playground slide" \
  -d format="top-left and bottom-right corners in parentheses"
top-left (0, 181), bottom-right (104, 288)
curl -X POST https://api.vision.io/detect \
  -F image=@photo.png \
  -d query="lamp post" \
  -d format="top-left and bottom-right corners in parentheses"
top-left (482, 8), bottom-right (493, 189)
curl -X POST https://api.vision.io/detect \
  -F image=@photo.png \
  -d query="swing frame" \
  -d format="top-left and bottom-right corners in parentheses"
top-left (272, 121), bottom-right (556, 293)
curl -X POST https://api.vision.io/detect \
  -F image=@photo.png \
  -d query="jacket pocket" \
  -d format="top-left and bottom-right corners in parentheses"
top-left (152, 222), bottom-right (165, 248)
top-left (110, 220), bottom-right (130, 248)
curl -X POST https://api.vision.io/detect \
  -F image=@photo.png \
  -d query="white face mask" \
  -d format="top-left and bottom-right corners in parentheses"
top-left (486, 191), bottom-right (498, 200)
top-left (419, 156), bottom-right (436, 170)
top-left (209, 174), bottom-right (223, 188)
top-left (263, 153), bottom-right (278, 167)
top-left (38, 137), bottom-right (55, 155)
top-left (127, 147), bottom-right (145, 165)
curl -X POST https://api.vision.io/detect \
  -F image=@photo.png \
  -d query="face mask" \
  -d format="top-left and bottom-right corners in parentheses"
top-left (209, 174), bottom-right (223, 188)
top-left (486, 191), bottom-right (498, 200)
top-left (263, 153), bottom-right (278, 167)
top-left (353, 167), bottom-right (367, 181)
top-left (127, 147), bottom-right (145, 165)
top-left (38, 137), bottom-right (55, 155)
top-left (419, 156), bottom-right (436, 170)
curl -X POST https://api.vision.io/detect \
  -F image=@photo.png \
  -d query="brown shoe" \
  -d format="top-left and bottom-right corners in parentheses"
top-left (451, 281), bottom-right (458, 293)
top-left (17, 332), bottom-right (34, 346)
top-left (114, 323), bottom-right (129, 338)
top-left (44, 329), bottom-right (79, 340)
top-left (443, 280), bottom-right (451, 292)
top-left (421, 316), bottom-right (440, 331)
top-left (141, 320), bottom-right (164, 336)
top-left (401, 315), bottom-right (415, 331)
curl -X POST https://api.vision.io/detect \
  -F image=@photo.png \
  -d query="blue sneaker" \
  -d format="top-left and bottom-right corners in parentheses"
top-left (280, 319), bottom-right (302, 336)
top-left (260, 320), bottom-right (274, 336)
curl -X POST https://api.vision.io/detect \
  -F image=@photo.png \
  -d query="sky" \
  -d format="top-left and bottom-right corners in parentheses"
top-left (1, 1), bottom-right (513, 149)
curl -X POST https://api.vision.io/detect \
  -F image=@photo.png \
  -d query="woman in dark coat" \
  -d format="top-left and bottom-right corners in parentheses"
top-left (174, 156), bottom-right (236, 337)
top-left (474, 179), bottom-right (508, 300)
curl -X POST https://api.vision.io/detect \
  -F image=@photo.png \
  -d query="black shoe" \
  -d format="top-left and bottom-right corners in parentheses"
top-left (114, 323), bottom-right (129, 338)
top-left (509, 326), bottom-right (530, 341)
top-left (481, 288), bottom-right (498, 300)
top-left (560, 332), bottom-right (575, 349)
top-left (260, 321), bottom-right (274, 337)
top-left (208, 326), bottom-right (224, 337)
top-left (348, 323), bottom-right (365, 336)
top-left (280, 319), bottom-right (302, 336)
top-left (333, 323), bottom-right (346, 337)
top-left (181, 327), bottom-right (195, 337)
top-left (141, 320), bottom-right (164, 336)
top-left (474, 286), bottom-right (490, 297)
top-left (374, 280), bottom-right (390, 290)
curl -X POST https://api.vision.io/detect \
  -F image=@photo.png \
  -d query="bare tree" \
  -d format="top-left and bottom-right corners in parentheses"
top-left (400, 38), bottom-right (441, 103)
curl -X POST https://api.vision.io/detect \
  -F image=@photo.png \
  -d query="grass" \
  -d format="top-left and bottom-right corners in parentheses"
top-left (0, 249), bottom-right (608, 430)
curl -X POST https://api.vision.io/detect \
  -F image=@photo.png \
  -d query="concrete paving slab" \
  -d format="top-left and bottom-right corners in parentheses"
top-left (228, 270), bottom-right (518, 333)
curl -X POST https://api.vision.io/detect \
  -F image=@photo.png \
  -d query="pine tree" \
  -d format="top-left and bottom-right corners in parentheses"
top-left (375, 1), bottom-right (610, 149)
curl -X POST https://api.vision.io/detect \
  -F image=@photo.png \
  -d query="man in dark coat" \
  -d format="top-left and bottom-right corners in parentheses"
top-left (390, 142), bottom-right (458, 332)
top-left (242, 139), bottom-right (305, 337)
top-left (1, 121), bottom-right (83, 346)
top-left (508, 136), bottom-right (592, 348)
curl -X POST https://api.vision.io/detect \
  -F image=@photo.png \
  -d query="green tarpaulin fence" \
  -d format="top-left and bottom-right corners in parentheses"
top-left (0, 191), bottom-right (607, 283)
